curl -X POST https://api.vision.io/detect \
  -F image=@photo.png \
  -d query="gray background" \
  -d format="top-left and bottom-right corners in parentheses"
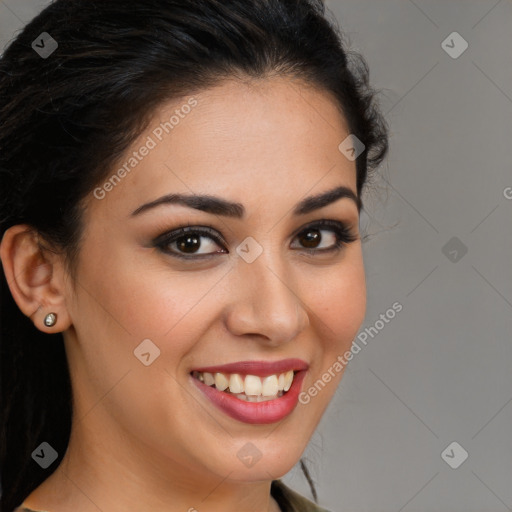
top-left (1, 1), bottom-right (511, 511)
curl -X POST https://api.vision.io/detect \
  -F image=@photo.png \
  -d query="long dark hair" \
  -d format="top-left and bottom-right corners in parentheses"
top-left (0, 0), bottom-right (389, 509)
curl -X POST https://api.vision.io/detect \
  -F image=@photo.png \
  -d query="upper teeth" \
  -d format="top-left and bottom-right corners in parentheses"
top-left (194, 370), bottom-right (295, 396)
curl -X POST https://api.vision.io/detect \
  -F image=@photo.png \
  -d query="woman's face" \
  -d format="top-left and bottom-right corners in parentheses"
top-left (62, 76), bottom-right (366, 487)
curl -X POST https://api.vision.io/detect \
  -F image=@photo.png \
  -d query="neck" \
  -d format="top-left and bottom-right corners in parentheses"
top-left (22, 409), bottom-right (281, 512)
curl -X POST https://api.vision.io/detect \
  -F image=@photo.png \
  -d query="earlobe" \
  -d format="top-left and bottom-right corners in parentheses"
top-left (0, 224), bottom-right (71, 333)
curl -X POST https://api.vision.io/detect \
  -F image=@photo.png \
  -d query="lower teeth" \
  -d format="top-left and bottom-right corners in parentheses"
top-left (233, 391), bottom-right (284, 402)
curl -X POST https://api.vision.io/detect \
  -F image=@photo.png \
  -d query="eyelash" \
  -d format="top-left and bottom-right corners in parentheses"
top-left (152, 219), bottom-right (359, 260)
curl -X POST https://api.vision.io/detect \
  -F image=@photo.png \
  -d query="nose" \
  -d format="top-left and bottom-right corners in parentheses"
top-left (224, 250), bottom-right (310, 346)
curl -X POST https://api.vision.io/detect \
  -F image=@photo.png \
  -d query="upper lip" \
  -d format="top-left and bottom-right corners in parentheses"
top-left (191, 358), bottom-right (309, 377)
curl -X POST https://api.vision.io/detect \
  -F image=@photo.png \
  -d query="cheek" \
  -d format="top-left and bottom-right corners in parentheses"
top-left (311, 254), bottom-right (367, 353)
top-left (76, 238), bottom-right (220, 342)
top-left (292, 254), bottom-right (365, 429)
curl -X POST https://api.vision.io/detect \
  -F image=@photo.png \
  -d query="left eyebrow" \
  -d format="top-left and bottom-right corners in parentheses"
top-left (130, 185), bottom-right (361, 218)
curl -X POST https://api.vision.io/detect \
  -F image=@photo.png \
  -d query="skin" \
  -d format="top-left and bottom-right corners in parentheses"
top-left (0, 75), bottom-right (366, 512)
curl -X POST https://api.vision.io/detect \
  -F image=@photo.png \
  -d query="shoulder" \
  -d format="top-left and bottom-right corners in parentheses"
top-left (271, 479), bottom-right (333, 512)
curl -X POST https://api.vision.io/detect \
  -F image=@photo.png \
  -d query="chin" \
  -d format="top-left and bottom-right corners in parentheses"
top-left (221, 434), bottom-right (311, 481)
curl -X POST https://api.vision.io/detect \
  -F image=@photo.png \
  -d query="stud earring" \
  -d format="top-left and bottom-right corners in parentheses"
top-left (44, 312), bottom-right (57, 327)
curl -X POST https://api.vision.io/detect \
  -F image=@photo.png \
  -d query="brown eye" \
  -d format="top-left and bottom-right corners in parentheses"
top-left (290, 220), bottom-right (358, 253)
top-left (299, 229), bottom-right (322, 249)
top-left (175, 234), bottom-right (202, 254)
top-left (154, 220), bottom-right (358, 261)
top-left (154, 226), bottom-right (226, 259)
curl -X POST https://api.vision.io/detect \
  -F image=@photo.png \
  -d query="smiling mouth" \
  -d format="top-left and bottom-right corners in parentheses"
top-left (190, 370), bottom-right (295, 402)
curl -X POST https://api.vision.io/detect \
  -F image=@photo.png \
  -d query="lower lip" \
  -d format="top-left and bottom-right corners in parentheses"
top-left (190, 371), bottom-right (307, 424)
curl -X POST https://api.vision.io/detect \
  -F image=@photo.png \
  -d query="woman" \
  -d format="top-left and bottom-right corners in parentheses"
top-left (0, 0), bottom-right (389, 510)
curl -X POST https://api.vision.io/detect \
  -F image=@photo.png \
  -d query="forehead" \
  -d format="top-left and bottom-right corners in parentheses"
top-left (85, 76), bottom-right (357, 221)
